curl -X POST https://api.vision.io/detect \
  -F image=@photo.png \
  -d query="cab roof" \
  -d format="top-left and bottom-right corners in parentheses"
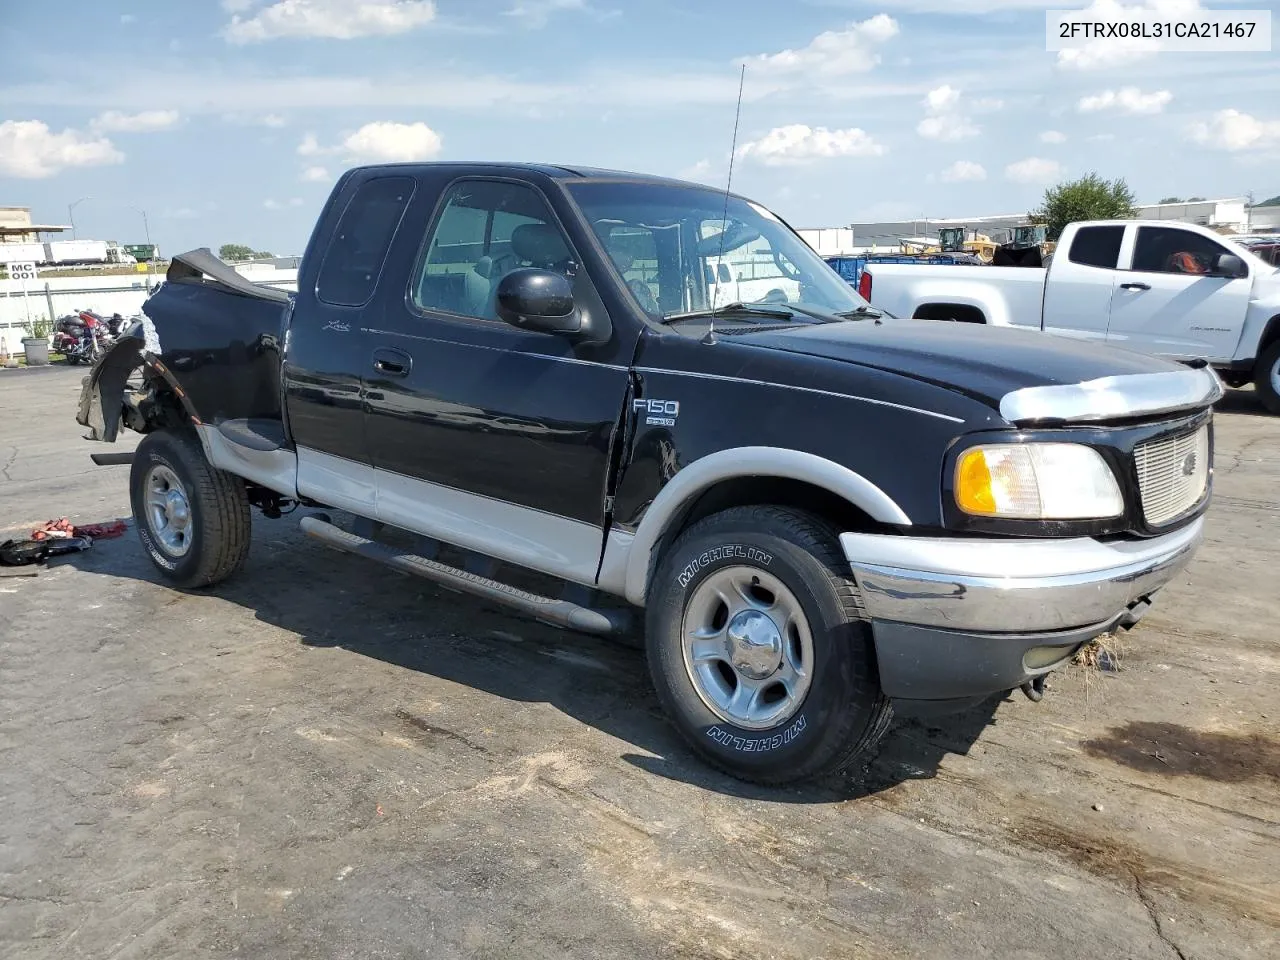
top-left (344, 160), bottom-right (737, 195)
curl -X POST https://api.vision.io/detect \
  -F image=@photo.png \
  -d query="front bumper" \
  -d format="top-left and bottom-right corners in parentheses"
top-left (841, 518), bottom-right (1203, 702)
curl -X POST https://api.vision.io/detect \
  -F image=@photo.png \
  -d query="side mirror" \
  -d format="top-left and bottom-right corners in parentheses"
top-left (1214, 253), bottom-right (1247, 279)
top-left (494, 268), bottom-right (581, 335)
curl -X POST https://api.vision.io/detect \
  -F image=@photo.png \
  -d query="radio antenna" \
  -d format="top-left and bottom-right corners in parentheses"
top-left (704, 63), bottom-right (746, 346)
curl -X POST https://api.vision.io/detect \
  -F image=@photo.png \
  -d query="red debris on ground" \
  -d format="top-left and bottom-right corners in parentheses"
top-left (31, 518), bottom-right (128, 541)
top-left (31, 518), bottom-right (76, 540)
top-left (74, 520), bottom-right (127, 540)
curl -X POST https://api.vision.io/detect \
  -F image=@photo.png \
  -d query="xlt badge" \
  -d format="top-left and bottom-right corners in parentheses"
top-left (634, 398), bottom-right (680, 427)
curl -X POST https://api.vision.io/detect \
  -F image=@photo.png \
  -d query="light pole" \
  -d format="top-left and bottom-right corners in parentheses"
top-left (128, 206), bottom-right (153, 284)
top-left (128, 206), bottom-right (152, 246)
top-left (68, 196), bottom-right (92, 240)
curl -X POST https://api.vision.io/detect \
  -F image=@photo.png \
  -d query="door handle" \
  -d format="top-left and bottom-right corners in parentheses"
top-left (1120, 282), bottom-right (1151, 291)
top-left (372, 347), bottom-right (412, 377)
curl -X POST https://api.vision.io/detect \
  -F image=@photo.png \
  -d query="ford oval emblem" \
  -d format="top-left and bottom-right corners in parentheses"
top-left (1181, 452), bottom-right (1198, 477)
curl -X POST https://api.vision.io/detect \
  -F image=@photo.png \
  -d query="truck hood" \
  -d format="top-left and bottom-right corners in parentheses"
top-left (736, 318), bottom-right (1196, 414)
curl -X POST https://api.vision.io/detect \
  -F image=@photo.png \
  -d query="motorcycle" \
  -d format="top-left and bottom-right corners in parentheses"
top-left (53, 310), bottom-right (112, 365)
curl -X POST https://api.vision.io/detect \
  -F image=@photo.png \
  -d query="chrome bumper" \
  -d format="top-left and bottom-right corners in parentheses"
top-left (841, 518), bottom-right (1204, 634)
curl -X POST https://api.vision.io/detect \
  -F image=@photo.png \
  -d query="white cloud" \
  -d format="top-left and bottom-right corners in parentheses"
top-left (341, 120), bottom-right (442, 161)
top-left (1189, 109), bottom-right (1280, 152)
top-left (918, 115), bottom-right (979, 142)
top-left (120, 13), bottom-right (136, 23)
top-left (678, 158), bottom-right (713, 181)
top-left (738, 124), bottom-right (885, 165)
top-left (225, 0), bottom-right (438, 44)
top-left (222, 0), bottom-right (255, 10)
top-left (301, 165), bottom-right (331, 181)
top-left (917, 85), bottom-right (979, 142)
top-left (940, 160), bottom-right (987, 183)
top-left (505, 0), bottom-right (601, 28)
top-left (747, 15), bottom-right (899, 76)
top-left (261, 114), bottom-right (287, 128)
top-left (1078, 87), bottom-right (1172, 115)
top-left (1040, 130), bottom-right (1067, 144)
top-left (298, 132), bottom-right (322, 155)
top-left (861, 0), bottom-right (1060, 9)
top-left (0, 120), bottom-right (123, 178)
top-left (972, 97), bottom-right (1005, 112)
top-left (1005, 157), bottom-right (1063, 184)
top-left (924, 85), bottom-right (960, 113)
top-left (264, 198), bottom-right (305, 210)
top-left (91, 109), bottom-right (181, 132)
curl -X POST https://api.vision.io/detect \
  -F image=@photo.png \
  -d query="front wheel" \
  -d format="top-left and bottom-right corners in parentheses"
top-left (645, 506), bottom-right (892, 785)
top-left (1255, 340), bottom-right (1280, 415)
top-left (130, 429), bottom-right (252, 588)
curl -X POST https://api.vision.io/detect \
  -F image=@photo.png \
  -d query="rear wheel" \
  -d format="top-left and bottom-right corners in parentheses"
top-left (1255, 340), bottom-right (1280, 415)
top-left (645, 506), bottom-right (892, 785)
top-left (130, 429), bottom-right (252, 588)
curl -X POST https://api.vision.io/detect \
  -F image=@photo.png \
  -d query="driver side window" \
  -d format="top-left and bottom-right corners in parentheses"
top-left (1132, 226), bottom-right (1233, 276)
top-left (411, 180), bottom-right (577, 322)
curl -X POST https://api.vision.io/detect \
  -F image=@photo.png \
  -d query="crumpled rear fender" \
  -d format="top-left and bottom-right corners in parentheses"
top-left (75, 330), bottom-right (197, 443)
top-left (76, 333), bottom-right (146, 442)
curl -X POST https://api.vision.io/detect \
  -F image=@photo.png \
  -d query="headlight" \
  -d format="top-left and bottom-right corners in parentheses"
top-left (954, 443), bottom-right (1124, 520)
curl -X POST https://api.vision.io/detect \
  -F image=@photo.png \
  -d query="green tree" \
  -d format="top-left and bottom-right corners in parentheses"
top-left (252, 250), bottom-right (275, 259)
top-left (1158, 196), bottom-right (1184, 204)
top-left (1187, 196), bottom-right (1207, 202)
top-left (1030, 173), bottom-right (1138, 241)
top-left (1259, 195), bottom-right (1280, 207)
top-left (219, 243), bottom-right (254, 261)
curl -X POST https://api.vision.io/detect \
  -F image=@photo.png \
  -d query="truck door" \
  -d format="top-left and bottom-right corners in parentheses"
top-left (285, 175), bottom-right (416, 515)
top-left (1040, 224), bottom-right (1123, 343)
top-left (362, 176), bottom-right (635, 587)
top-left (1105, 224), bottom-right (1251, 361)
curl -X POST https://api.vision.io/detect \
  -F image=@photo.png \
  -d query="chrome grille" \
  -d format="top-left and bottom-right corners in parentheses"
top-left (1134, 426), bottom-right (1209, 526)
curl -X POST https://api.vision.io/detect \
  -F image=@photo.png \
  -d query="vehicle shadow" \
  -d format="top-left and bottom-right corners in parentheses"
top-left (1215, 387), bottom-right (1273, 418)
top-left (64, 520), bottom-right (1005, 804)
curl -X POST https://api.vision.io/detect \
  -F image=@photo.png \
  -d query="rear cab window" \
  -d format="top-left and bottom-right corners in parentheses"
top-left (316, 176), bottom-right (416, 307)
top-left (1067, 225), bottom-right (1124, 269)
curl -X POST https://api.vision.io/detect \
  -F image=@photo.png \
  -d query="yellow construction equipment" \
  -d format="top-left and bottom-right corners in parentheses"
top-left (993, 224), bottom-right (1056, 267)
top-left (900, 226), bottom-right (997, 263)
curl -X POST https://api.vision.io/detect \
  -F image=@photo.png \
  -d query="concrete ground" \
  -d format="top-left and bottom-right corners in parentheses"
top-left (1, 364), bottom-right (1277, 960)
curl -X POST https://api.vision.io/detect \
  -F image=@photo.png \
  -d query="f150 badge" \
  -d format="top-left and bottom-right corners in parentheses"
top-left (634, 398), bottom-right (680, 427)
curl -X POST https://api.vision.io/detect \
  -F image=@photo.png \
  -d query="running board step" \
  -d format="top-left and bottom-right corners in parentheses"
top-left (299, 516), bottom-right (633, 638)
top-left (90, 451), bottom-right (135, 466)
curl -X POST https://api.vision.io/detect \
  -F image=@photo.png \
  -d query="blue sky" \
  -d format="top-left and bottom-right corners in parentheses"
top-left (2, 0), bottom-right (1277, 256)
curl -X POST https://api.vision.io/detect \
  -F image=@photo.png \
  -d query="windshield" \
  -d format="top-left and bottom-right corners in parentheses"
top-left (566, 182), bottom-right (873, 321)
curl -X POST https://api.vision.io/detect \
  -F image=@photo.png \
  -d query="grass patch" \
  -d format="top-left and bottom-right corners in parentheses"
top-left (1072, 632), bottom-right (1128, 709)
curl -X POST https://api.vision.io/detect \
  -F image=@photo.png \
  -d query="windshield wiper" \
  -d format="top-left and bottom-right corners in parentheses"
top-left (660, 302), bottom-right (796, 325)
top-left (833, 305), bottom-right (884, 320)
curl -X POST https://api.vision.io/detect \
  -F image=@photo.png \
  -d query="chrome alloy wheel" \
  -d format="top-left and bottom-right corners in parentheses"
top-left (680, 566), bottom-right (815, 731)
top-left (144, 464), bottom-right (193, 558)
top-left (1271, 352), bottom-right (1280, 398)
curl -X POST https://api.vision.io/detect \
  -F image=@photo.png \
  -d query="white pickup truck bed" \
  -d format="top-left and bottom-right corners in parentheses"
top-left (866, 265), bottom-right (1047, 330)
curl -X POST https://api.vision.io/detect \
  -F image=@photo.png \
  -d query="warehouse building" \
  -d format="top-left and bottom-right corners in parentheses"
top-left (800, 197), bottom-right (1260, 257)
top-left (0, 207), bottom-right (70, 245)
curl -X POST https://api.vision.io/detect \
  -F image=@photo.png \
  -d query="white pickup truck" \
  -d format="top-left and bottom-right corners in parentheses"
top-left (860, 219), bottom-right (1280, 412)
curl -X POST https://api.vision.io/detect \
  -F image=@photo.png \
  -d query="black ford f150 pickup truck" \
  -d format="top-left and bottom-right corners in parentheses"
top-left (78, 162), bottom-right (1220, 785)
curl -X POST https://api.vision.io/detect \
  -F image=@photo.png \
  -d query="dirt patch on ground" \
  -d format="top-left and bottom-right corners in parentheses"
top-left (1082, 721), bottom-right (1280, 784)
top-left (1016, 818), bottom-right (1280, 926)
